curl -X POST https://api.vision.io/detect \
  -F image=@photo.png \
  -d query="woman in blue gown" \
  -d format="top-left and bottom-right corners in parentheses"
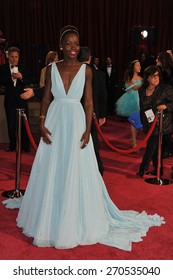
top-left (15, 26), bottom-right (164, 251)
top-left (116, 60), bottom-right (143, 148)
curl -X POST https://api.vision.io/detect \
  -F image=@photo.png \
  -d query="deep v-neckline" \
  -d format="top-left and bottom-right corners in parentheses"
top-left (56, 64), bottom-right (84, 95)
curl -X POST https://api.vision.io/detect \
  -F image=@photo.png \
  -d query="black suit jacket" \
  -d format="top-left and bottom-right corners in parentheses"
top-left (102, 65), bottom-right (118, 90)
top-left (0, 63), bottom-right (30, 110)
top-left (90, 65), bottom-right (107, 119)
top-left (34, 87), bottom-right (44, 100)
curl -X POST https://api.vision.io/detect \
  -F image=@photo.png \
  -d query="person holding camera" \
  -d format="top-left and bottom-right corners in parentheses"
top-left (0, 46), bottom-right (30, 152)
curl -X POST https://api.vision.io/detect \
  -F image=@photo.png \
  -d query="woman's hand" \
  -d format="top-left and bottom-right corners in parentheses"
top-left (157, 104), bottom-right (167, 111)
top-left (99, 118), bottom-right (106, 126)
top-left (40, 124), bottom-right (52, 144)
top-left (80, 131), bottom-right (90, 149)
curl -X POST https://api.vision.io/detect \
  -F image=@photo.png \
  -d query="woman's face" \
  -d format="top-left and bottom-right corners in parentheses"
top-left (148, 71), bottom-right (160, 87)
top-left (156, 58), bottom-right (161, 66)
top-left (54, 55), bottom-right (58, 62)
top-left (133, 61), bottom-right (141, 74)
top-left (61, 33), bottom-right (80, 59)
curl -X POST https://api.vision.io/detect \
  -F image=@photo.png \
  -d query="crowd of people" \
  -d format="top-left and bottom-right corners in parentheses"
top-left (1, 25), bottom-right (173, 251)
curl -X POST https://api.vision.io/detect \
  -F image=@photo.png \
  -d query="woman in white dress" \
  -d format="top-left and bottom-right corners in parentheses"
top-left (16, 25), bottom-right (164, 251)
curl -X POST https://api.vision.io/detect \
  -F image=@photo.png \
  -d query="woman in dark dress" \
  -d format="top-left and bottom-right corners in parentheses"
top-left (136, 65), bottom-right (173, 177)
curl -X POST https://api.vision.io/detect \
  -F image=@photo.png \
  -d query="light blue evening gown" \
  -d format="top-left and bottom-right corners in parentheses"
top-left (116, 80), bottom-right (142, 117)
top-left (15, 63), bottom-right (164, 250)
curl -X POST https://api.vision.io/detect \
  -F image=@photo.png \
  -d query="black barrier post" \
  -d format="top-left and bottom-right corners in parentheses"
top-left (2, 109), bottom-right (25, 197)
top-left (145, 110), bottom-right (172, 185)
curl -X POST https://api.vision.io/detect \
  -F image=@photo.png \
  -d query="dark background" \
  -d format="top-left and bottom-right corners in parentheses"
top-left (0, 0), bottom-right (173, 83)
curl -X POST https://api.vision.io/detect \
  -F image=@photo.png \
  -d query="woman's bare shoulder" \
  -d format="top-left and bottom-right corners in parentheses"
top-left (86, 64), bottom-right (92, 73)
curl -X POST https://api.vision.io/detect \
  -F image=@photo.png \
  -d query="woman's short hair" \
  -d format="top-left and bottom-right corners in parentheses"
top-left (143, 65), bottom-right (162, 87)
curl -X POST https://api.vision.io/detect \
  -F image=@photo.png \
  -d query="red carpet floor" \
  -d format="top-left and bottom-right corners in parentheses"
top-left (0, 116), bottom-right (173, 260)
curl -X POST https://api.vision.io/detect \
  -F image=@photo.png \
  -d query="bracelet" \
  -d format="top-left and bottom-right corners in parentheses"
top-left (39, 115), bottom-right (46, 119)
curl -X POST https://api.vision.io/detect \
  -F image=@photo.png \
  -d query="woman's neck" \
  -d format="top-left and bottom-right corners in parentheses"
top-left (132, 73), bottom-right (140, 80)
top-left (147, 82), bottom-right (158, 90)
top-left (133, 72), bottom-right (138, 78)
top-left (146, 85), bottom-right (156, 96)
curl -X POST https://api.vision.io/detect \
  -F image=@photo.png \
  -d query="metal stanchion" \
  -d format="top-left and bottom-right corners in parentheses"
top-left (2, 109), bottom-right (25, 197)
top-left (145, 110), bottom-right (172, 185)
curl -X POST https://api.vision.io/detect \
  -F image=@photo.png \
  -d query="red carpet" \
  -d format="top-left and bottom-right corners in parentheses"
top-left (0, 116), bottom-right (173, 260)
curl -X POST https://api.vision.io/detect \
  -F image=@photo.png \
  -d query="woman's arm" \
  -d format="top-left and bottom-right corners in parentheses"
top-left (39, 67), bottom-right (46, 88)
top-left (80, 65), bottom-right (93, 148)
top-left (157, 85), bottom-right (173, 111)
top-left (39, 65), bottom-right (53, 144)
top-left (125, 83), bottom-right (135, 91)
top-left (126, 79), bottom-right (143, 91)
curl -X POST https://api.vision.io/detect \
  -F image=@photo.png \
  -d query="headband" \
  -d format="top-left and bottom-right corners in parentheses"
top-left (60, 29), bottom-right (79, 43)
top-left (131, 59), bottom-right (139, 64)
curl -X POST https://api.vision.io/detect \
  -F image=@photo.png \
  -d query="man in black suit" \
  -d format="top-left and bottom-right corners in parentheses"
top-left (102, 57), bottom-right (118, 115)
top-left (0, 46), bottom-right (30, 151)
top-left (78, 47), bottom-right (107, 175)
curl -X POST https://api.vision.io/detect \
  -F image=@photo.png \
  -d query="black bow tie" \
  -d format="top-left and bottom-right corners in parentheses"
top-left (107, 65), bottom-right (112, 68)
top-left (10, 65), bottom-right (18, 68)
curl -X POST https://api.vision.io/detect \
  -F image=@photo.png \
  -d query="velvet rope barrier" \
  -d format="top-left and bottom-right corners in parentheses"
top-left (22, 110), bottom-right (158, 154)
top-left (93, 113), bottom-right (158, 154)
top-left (22, 113), bottom-right (38, 151)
